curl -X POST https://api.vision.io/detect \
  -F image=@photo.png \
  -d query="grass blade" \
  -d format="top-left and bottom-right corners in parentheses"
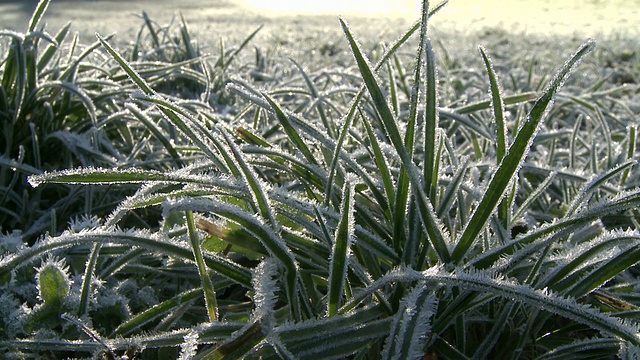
top-left (422, 266), bottom-right (640, 345)
top-left (452, 40), bottom-right (596, 263)
top-left (327, 177), bottom-right (356, 317)
top-left (383, 284), bottom-right (437, 360)
top-left (261, 92), bottom-right (318, 166)
top-left (340, 16), bottom-right (451, 263)
top-left (96, 33), bottom-right (155, 95)
top-left (186, 211), bottom-right (218, 322)
top-left (27, 0), bottom-right (51, 33)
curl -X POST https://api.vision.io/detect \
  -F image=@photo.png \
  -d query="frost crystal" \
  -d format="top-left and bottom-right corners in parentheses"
top-left (251, 258), bottom-right (279, 323)
top-left (0, 230), bottom-right (24, 255)
top-left (178, 329), bottom-right (199, 360)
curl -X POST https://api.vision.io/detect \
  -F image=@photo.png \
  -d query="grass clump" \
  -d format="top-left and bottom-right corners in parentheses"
top-left (2, 0), bottom-right (640, 358)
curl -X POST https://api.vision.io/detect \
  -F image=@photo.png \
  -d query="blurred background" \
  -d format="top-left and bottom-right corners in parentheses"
top-left (0, 0), bottom-right (637, 38)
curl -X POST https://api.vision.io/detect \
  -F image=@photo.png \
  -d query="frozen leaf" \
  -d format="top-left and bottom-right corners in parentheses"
top-left (36, 256), bottom-right (71, 307)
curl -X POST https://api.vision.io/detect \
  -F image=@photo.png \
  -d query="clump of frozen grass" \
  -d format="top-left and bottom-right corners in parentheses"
top-left (2, 0), bottom-right (640, 358)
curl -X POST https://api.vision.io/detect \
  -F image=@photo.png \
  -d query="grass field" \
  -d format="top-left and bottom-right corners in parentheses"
top-left (1, 0), bottom-right (640, 358)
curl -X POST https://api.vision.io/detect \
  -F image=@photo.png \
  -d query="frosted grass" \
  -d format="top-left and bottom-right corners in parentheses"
top-left (2, 0), bottom-right (640, 358)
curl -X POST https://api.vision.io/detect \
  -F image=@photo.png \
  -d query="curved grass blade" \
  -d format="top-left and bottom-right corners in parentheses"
top-left (452, 40), bottom-right (596, 264)
top-left (421, 266), bottom-right (640, 345)
top-left (38, 81), bottom-right (98, 125)
top-left (541, 231), bottom-right (639, 292)
top-left (566, 159), bottom-right (635, 216)
top-left (166, 197), bottom-right (301, 320)
top-left (112, 287), bottom-right (203, 336)
top-left (534, 338), bottom-right (622, 360)
top-left (37, 21), bottom-right (70, 72)
top-left (290, 58), bottom-right (334, 138)
top-left (567, 239), bottom-right (640, 298)
top-left (473, 189), bottom-right (640, 269)
top-left (0, 228), bottom-right (253, 287)
top-left (218, 126), bottom-right (278, 229)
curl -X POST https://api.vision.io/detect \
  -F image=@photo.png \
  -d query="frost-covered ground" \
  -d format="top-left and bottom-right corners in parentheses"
top-left (1, 0), bottom-right (637, 43)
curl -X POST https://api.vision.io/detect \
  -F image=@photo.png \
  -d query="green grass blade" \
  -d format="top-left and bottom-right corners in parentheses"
top-left (219, 127), bottom-right (278, 229)
top-left (167, 197), bottom-right (301, 320)
top-left (471, 302), bottom-right (518, 360)
top-left (96, 33), bottom-right (155, 95)
top-left (133, 94), bottom-right (229, 171)
top-left (125, 103), bottom-right (182, 162)
top-left (383, 284), bottom-right (437, 360)
top-left (473, 189), bottom-right (640, 269)
top-left (451, 40), bottom-right (596, 264)
top-left (534, 338), bottom-right (622, 360)
top-left (37, 21), bottom-right (70, 72)
top-left (340, 17), bottom-right (451, 262)
top-left (424, 36), bottom-right (439, 203)
top-left (328, 177), bottom-right (356, 317)
top-left (422, 266), bottom-right (640, 345)
top-left (541, 230), bottom-right (637, 292)
top-left (437, 159), bottom-right (469, 218)
top-left (479, 45), bottom-right (511, 229)
top-left (78, 243), bottom-right (101, 317)
top-left (219, 26), bottom-right (262, 71)
top-left (361, 112), bottom-right (395, 213)
top-left (479, 46), bottom-right (507, 161)
top-left (0, 228), bottom-right (253, 287)
top-left (261, 92), bottom-right (318, 166)
top-left (112, 288), bottom-right (203, 336)
top-left (27, 0), bottom-right (51, 33)
top-left (454, 92), bottom-right (537, 114)
top-left (38, 81), bottom-right (98, 125)
top-left (186, 211), bottom-right (218, 322)
top-left (290, 58), bottom-right (335, 138)
top-left (567, 240), bottom-right (640, 298)
top-left (566, 159), bottom-right (635, 216)
top-left (324, 92), bottom-right (359, 207)
top-left (29, 167), bottom-right (183, 186)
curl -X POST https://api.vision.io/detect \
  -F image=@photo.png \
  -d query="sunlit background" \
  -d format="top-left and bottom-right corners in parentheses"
top-left (242, 0), bottom-right (419, 17)
top-left (242, 0), bottom-right (639, 36)
top-left (0, 0), bottom-right (637, 39)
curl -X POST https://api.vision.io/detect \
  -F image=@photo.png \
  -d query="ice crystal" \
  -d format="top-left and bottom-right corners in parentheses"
top-left (178, 329), bottom-right (199, 360)
top-left (0, 230), bottom-right (24, 255)
top-left (251, 258), bottom-right (279, 323)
